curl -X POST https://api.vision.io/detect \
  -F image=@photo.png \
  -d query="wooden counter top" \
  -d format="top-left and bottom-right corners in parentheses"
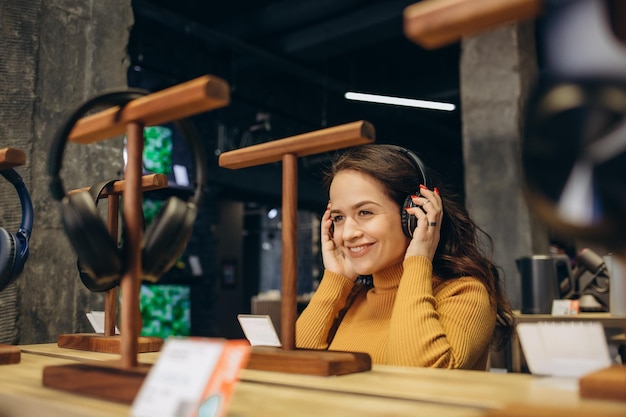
top-left (3, 343), bottom-right (626, 417)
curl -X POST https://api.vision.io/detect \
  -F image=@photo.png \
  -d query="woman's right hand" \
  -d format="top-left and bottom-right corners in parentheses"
top-left (321, 202), bottom-right (358, 281)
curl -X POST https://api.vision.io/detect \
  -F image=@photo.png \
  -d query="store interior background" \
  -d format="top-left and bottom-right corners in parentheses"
top-left (0, 0), bottom-right (563, 345)
top-left (127, 0), bottom-right (477, 340)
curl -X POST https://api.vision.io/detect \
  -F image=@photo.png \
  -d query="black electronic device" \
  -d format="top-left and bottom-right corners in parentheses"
top-left (48, 90), bottom-right (208, 291)
top-left (387, 145), bottom-right (430, 238)
top-left (0, 168), bottom-right (33, 291)
top-left (572, 248), bottom-right (611, 311)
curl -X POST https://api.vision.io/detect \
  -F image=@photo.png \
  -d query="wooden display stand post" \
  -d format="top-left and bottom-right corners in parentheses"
top-left (42, 75), bottom-right (230, 404)
top-left (218, 120), bottom-right (375, 376)
top-left (56, 173), bottom-right (168, 354)
top-left (403, 0), bottom-right (626, 403)
top-left (0, 147), bottom-right (27, 365)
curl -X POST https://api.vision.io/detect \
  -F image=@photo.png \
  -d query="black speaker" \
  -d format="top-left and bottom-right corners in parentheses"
top-left (387, 145), bottom-right (430, 238)
top-left (48, 90), bottom-right (207, 291)
top-left (0, 168), bottom-right (33, 291)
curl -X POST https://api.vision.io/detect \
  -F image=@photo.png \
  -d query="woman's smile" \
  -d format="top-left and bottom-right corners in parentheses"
top-left (346, 242), bottom-right (375, 257)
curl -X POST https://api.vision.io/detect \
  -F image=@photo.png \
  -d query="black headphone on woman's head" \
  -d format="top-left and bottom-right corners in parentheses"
top-left (0, 168), bottom-right (33, 291)
top-left (48, 89), bottom-right (207, 291)
top-left (386, 145), bottom-right (430, 238)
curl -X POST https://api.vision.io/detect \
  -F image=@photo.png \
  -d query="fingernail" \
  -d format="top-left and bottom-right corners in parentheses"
top-left (410, 194), bottom-right (419, 199)
top-left (434, 187), bottom-right (440, 195)
top-left (419, 184), bottom-right (427, 190)
top-left (404, 207), bottom-right (412, 211)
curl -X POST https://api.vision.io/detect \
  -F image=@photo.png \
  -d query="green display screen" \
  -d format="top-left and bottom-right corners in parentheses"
top-left (139, 284), bottom-right (190, 338)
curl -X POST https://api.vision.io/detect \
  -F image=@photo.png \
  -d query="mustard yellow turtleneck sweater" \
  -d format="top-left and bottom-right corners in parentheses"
top-left (296, 256), bottom-right (496, 370)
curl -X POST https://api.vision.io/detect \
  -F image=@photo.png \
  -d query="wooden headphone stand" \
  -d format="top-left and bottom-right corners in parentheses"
top-left (218, 120), bottom-right (375, 376)
top-left (55, 173), bottom-right (168, 355)
top-left (42, 75), bottom-right (230, 404)
top-left (0, 147), bottom-right (27, 365)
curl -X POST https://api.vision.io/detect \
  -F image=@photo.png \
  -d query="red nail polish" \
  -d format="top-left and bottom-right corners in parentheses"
top-left (434, 187), bottom-right (440, 195)
top-left (419, 184), bottom-right (427, 190)
top-left (410, 194), bottom-right (418, 199)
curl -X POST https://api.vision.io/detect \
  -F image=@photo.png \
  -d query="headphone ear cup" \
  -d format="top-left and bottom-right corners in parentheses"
top-left (401, 195), bottom-right (417, 238)
top-left (0, 228), bottom-right (17, 291)
top-left (62, 191), bottom-right (122, 287)
top-left (142, 197), bottom-right (197, 283)
top-left (77, 260), bottom-right (119, 292)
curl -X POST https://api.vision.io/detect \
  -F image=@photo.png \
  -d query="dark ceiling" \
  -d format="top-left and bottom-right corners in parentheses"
top-left (129, 0), bottom-right (464, 206)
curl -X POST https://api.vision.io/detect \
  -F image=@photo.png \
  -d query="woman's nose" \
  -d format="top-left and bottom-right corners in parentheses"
top-left (341, 217), bottom-right (362, 240)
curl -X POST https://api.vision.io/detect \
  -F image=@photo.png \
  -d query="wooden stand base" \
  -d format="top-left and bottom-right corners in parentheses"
top-left (0, 344), bottom-right (21, 365)
top-left (42, 360), bottom-right (151, 404)
top-left (579, 365), bottom-right (626, 402)
top-left (57, 334), bottom-right (163, 354)
top-left (246, 346), bottom-right (371, 376)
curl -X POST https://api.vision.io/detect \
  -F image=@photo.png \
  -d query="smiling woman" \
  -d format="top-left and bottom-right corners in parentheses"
top-left (296, 144), bottom-right (514, 370)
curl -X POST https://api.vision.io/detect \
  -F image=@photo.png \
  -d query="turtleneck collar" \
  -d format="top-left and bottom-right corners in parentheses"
top-left (371, 262), bottom-right (404, 291)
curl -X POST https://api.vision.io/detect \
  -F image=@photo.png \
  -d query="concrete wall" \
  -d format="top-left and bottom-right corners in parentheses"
top-left (0, 0), bottom-right (133, 343)
top-left (460, 22), bottom-right (549, 310)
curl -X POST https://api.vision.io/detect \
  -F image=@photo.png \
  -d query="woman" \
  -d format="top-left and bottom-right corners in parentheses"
top-left (296, 144), bottom-right (514, 370)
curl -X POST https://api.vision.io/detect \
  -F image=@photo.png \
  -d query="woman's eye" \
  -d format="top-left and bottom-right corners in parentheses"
top-left (331, 215), bottom-right (343, 223)
top-left (358, 210), bottom-right (372, 216)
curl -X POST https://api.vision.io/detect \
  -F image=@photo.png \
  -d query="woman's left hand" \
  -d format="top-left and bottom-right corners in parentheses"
top-left (404, 185), bottom-right (442, 261)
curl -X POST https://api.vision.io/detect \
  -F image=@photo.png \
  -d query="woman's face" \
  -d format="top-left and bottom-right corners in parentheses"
top-left (329, 169), bottom-right (409, 276)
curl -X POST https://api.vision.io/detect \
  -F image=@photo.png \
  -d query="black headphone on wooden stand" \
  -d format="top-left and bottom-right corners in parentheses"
top-left (0, 168), bottom-right (33, 291)
top-left (48, 90), bottom-right (208, 292)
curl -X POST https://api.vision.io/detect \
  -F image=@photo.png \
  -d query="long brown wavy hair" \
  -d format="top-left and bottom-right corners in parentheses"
top-left (324, 144), bottom-right (514, 349)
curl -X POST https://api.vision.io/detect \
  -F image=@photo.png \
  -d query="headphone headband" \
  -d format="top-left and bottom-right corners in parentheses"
top-left (387, 144), bottom-right (429, 188)
top-left (1, 169), bottom-right (34, 240)
top-left (48, 89), bottom-right (207, 206)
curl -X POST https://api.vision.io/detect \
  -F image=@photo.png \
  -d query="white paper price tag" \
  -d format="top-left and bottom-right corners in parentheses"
top-left (132, 338), bottom-right (250, 417)
top-left (237, 314), bottom-right (281, 347)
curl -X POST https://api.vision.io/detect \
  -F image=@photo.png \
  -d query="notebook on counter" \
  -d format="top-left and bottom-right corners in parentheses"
top-left (517, 321), bottom-right (612, 378)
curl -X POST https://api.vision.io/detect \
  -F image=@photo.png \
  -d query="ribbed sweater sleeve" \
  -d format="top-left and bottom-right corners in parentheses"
top-left (295, 270), bottom-right (355, 350)
top-left (387, 256), bottom-right (496, 369)
top-left (295, 256), bottom-right (497, 370)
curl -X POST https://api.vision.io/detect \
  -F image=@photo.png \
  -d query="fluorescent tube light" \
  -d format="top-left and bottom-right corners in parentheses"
top-left (344, 91), bottom-right (455, 111)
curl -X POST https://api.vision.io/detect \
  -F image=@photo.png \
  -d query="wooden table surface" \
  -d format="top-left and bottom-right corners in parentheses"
top-left (2, 343), bottom-right (625, 417)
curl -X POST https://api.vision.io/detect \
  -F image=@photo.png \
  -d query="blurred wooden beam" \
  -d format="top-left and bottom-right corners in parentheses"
top-left (404, 0), bottom-right (542, 49)
top-left (0, 148), bottom-right (26, 170)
